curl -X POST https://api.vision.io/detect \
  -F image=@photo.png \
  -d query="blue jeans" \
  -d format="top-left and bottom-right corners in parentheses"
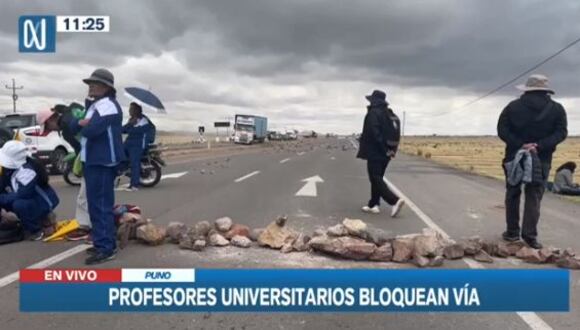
top-left (84, 165), bottom-right (117, 254)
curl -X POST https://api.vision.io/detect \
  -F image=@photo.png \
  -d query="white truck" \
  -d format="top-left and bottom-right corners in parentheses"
top-left (233, 114), bottom-right (268, 144)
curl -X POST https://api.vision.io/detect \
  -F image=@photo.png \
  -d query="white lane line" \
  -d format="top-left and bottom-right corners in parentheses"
top-left (0, 244), bottom-right (90, 289)
top-left (280, 158), bottom-right (291, 164)
top-left (385, 177), bottom-right (553, 330)
top-left (349, 139), bottom-right (358, 149)
top-left (234, 170), bottom-right (260, 183)
top-left (161, 171), bottom-right (188, 180)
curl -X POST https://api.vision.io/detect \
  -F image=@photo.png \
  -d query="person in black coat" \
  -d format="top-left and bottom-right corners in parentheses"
top-left (356, 90), bottom-right (405, 217)
top-left (497, 74), bottom-right (568, 249)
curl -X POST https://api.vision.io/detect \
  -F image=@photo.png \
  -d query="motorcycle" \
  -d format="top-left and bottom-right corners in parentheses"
top-left (63, 144), bottom-right (166, 188)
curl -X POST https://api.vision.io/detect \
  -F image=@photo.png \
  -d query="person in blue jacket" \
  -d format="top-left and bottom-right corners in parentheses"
top-left (0, 141), bottom-right (59, 241)
top-left (70, 68), bottom-right (126, 265)
top-left (122, 102), bottom-right (152, 191)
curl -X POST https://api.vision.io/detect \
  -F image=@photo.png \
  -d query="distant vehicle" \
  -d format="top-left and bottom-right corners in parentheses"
top-left (268, 131), bottom-right (284, 141)
top-left (300, 130), bottom-right (318, 138)
top-left (283, 130), bottom-right (298, 140)
top-left (234, 114), bottom-right (268, 144)
top-left (0, 113), bottom-right (74, 174)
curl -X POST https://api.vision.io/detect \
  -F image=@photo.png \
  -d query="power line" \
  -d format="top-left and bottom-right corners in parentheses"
top-left (429, 35), bottom-right (580, 117)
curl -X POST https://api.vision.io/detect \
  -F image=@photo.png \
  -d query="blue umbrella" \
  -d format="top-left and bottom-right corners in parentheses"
top-left (124, 87), bottom-right (166, 114)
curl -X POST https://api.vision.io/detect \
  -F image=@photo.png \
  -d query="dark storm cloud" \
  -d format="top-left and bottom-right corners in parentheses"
top-left (2, 0), bottom-right (580, 95)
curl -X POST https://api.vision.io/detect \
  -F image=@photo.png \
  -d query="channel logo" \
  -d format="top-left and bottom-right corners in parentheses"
top-left (18, 15), bottom-right (56, 53)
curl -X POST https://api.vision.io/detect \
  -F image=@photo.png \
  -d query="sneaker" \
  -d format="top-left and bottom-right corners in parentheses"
top-left (86, 247), bottom-right (98, 256)
top-left (84, 234), bottom-right (93, 245)
top-left (391, 199), bottom-right (406, 217)
top-left (66, 228), bottom-right (91, 241)
top-left (124, 187), bottom-right (139, 192)
top-left (362, 205), bottom-right (380, 214)
top-left (27, 230), bottom-right (45, 241)
top-left (524, 239), bottom-right (543, 249)
top-left (85, 251), bottom-right (116, 265)
top-left (502, 232), bottom-right (520, 242)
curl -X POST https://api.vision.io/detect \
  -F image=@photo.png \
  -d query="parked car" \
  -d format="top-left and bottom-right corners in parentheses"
top-left (268, 131), bottom-right (284, 141)
top-left (20, 127), bottom-right (74, 174)
top-left (0, 113), bottom-right (74, 174)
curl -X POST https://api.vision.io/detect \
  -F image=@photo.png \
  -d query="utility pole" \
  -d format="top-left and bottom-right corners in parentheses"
top-left (5, 79), bottom-right (24, 113)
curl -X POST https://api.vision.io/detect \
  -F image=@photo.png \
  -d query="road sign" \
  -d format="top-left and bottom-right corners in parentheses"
top-left (214, 122), bottom-right (230, 128)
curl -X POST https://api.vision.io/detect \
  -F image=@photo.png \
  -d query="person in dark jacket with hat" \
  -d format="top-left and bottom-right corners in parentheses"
top-left (70, 68), bottom-right (126, 265)
top-left (497, 74), bottom-right (567, 249)
top-left (357, 90), bottom-right (405, 217)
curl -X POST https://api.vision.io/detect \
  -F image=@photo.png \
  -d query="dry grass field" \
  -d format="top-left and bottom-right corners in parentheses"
top-left (400, 136), bottom-right (580, 185)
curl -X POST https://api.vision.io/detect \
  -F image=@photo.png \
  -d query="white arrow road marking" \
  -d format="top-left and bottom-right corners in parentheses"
top-left (235, 170), bottom-right (260, 183)
top-left (280, 158), bottom-right (291, 164)
top-left (161, 171), bottom-right (188, 180)
top-left (295, 175), bottom-right (324, 197)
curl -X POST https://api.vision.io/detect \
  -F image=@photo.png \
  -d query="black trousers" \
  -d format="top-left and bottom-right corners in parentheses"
top-left (504, 163), bottom-right (550, 241)
top-left (367, 159), bottom-right (399, 207)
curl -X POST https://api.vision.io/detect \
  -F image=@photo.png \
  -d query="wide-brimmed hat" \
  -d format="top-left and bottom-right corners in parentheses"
top-left (365, 90), bottom-right (388, 105)
top-left (83, 68), bottom-right (115, 90)
top-left (0, 141), bottom-right (29, 169)
top-left (516, 74), bottom-right (554, 94)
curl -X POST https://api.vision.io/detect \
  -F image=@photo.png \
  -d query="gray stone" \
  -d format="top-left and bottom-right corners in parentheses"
top-left (462, 236), bottom-right (483, 256)
top-left (342, 218), bottom-right (368, 239)
top-left (309, 236), bottom-right (376, 260)
top-left (230, 235), bottom-right (252, 248)
top-left (516, 247), bottom-right (545, 263)
top-left (166, 222), bottom-right (188, 243)
top-left (195, 221), bottom-right (212, 237)
top-left (208, 233), bottom-right (230, 246)
top-left (473, 250), bottom-right (494, 263)
top-left (292, 233), bottom-right (311, 252)
top-left (443, 243), bottom-right (465, 260)
top-left (215, 217), bottom-right (233, 232)
top-left (249, 228), bottom-right (264, 242)
top-left (369, 243), bottom-right (393, 262)
top-left (413, 254), bottom-right (430, 268)
top-left (327, 224), bottom-right (348, 237)
top-left (367, 228), bottom-right (392, 246)
top-left (556, 257), bottom-right (580, 270)
top-left (392, 237), bottom-right (414, 263)
top-left (313, 228), bottom-right (326, 237)
top-left (136, 224), bottom-right (166, 246)
top-left (192, 240), bottom-right (206, 251)
top-left (429, 256), bottom-right (445, 267)
top-left (414, 233), bottom-right (441, 257)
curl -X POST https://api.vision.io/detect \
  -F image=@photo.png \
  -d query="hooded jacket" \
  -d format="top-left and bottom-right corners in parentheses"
top-left (497, 91), bottom-right (567, 163)
top-left (357, 104), bottom-right (400, 161)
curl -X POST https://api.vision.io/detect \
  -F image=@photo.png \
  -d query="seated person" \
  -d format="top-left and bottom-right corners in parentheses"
top-left (0, 141), bottom-right (60, 240)
top-left (553, 161), bottom-right (580, 196)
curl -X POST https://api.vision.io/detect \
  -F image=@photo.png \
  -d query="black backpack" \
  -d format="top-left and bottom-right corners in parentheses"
top-left (384, 108), bottom-right (401, 152)
top-left (0, 222), bottom-right (24, 245)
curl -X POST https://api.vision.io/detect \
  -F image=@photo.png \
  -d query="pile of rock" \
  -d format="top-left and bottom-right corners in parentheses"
top-left (128, 215), bottom-right (580, 270)
top-left (169, 217), bottom-right (253, 251)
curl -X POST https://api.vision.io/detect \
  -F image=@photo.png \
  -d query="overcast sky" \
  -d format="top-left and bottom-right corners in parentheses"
top-left (1, 0), bottom-right (579, 135)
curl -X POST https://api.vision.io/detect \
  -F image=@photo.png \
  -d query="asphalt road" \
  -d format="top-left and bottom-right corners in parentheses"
top-left (0, 138), bottom-right (578, 330)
